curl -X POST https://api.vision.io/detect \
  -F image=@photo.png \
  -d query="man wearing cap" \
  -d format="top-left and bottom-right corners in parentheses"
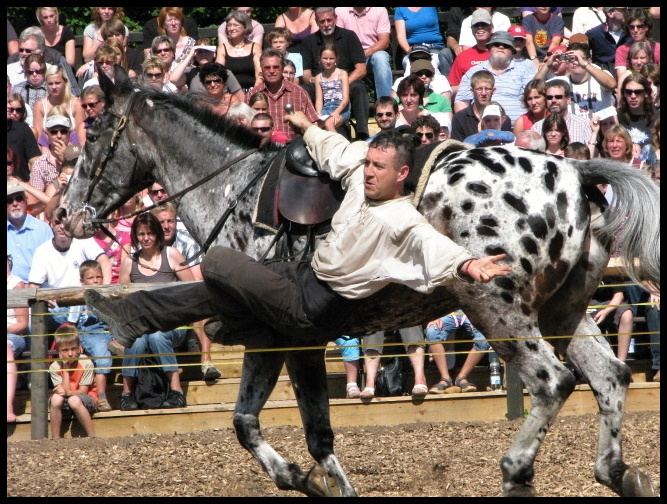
top-left (585, 8), bottom-right (631, 74)
top-left (447, 9), bottom-right (494, 95)
top-left (454, 31), bottom-right (535, 126)
top-left (29, 115), bottom-right (73, 192)
top-left (522, 7), bottom-right (565, 64)
top-left (7, 180), bottom-right (53, 283)
top-left (395, 47), bottom-right (453, 102)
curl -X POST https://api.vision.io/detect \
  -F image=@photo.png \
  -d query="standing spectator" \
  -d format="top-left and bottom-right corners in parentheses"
top-left (49, 324), bottom-right (99, 438)
top-left (394, 7), bottom-right (447, 75)
top-left (451, 69), bottom-right (511, 141)
top-left (11, 54), bottom-right (48, 128)
top-left (585, 8), bottom-right (631, 74)
top-left (265, 28), bottom-right (303, 85)
top-left (218, 7), bottom-right (264, 46)
top-left (617, 74), bottom-right (656, 153)
top-left (366, 95), bottom-right (399, 142)
top-left (571, 7), bottom-right (606, 37)
top-left (67, 260), bottom-right (114, 412)
top-left (447, 9), bottom-right (494, 96)
top-left (454, 31), bottom-right (535, 126)
top-left (531, 79), bottom-right (593, 144)
top-left (7, 254), bottom-right (28, 424)
top-left (82, 7), bottom-right (127, 63)
top-left (426, 310), bottom-right (491, 394)
top-left (215, 10), bottom-right (261, 92)
top-left (142, 9), bottom-right (198, 59)
top-left (7, 180), bottom-right (53, 282)
top-left (615, 9), bottom-right (660, 87)
top-left (513, 79), bottom-right (549, 135)
top-left (314, 44), bottom-right (350, 133)
top-left (273, 7), bottom-right (318, 54)
top-left (523, 7), bottom-right (565, 63)
top-left (542, 113), bottom-right (569, 156)
top-left (335, 7), bottom-right (393, 101)
top-left (35, 7), bottom-right (75, 68)
top-left (246, 49), bottom-right (318, 143)
top-left (301, 7), bottom-right (371, 140)
top-left (116, 213), bottom-right (193, 410)
top-left (394, 75), bottom-right (429, 128)
top-left (412, 115), bottom-right (441, 146)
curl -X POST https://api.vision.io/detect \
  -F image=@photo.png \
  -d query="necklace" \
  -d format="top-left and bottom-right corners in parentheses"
top-left (230, 40), bottom-right (246, 52)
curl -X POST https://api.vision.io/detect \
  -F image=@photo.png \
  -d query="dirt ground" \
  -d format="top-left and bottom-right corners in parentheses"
top-left (7, 411), bottom-right (659, 497)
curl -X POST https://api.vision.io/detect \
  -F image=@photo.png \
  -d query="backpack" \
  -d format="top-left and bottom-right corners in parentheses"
top-left (134, 356), bottom-right (169, 409)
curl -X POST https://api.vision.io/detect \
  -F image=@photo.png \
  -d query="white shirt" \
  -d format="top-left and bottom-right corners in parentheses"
top-left (571, 7), bottom-right (605, 36)
top-left (458, 11), bottom-right (512, 48)
top-left (547, 69), bottom-right (615, 120)
top-left (28, 238), bottom-right (104, 288)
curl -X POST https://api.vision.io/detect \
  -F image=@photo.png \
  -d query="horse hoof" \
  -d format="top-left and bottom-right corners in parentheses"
top-left (622, 467), bottom-right (656, 496)
top-left (304, 465), bottom-right (342, 497)
top-left (504, 484), bottom-right (536, 497)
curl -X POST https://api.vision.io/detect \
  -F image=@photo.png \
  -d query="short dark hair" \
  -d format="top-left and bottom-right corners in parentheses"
top-left (375, 95), bottom-right (399, 113)
top-left (546, 79), bottom-right (572, 97)
top-left (397, 74), bottom-right (426, 102)
top-left (199, 62), bottom-right (228, 83)
top-left (368, 130), bottom-right (415, 172)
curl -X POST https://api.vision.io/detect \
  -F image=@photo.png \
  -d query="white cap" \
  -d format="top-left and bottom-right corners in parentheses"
top-left (481, 104), bottom-right (501, 119)
top-left (431, 112), bottom-right (451, 130)
top-left (45, 115), bottom-right (72, 130)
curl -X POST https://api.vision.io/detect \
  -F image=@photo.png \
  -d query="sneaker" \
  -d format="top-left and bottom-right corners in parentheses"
top-left (97, 396), bottom-right (113, 412)
top-left (84, 289), bottom-right (135, 353)
top-left (202, 362), bottom-right (221, 381)
top-left (120, 393), bottom-right (138, 411)
top-left (162, 390), bottom-right (187, 409)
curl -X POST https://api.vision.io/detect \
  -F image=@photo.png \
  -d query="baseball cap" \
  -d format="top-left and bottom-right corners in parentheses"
top-left (568, 33), bottom-right (589, 45)
top-left (63, 145), bottom-right (81, 162)
top-left (471, 9), bottom-right (493, 26)
top-left (409, 44), bottom-right (431, 56)
top-left (508, 24), bottom-right (527, 39)
top-left (548, 45), bottom-right (568, 56)
top-left (410, 59), bottom-right (435, 74)
top-left (7, 180), bottom-right (25, 197)
top-left (431, 112), bottom-right (451, 130)
top-left (45, 115), bottom-right (71, 130)
top-left (481, 104), bottom-right (501, 119)
top-left (486, 31), bottom-right (517, 53)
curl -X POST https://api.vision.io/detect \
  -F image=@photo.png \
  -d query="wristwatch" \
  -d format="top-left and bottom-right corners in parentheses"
top-left (529, 56), bottom-right (537, 60)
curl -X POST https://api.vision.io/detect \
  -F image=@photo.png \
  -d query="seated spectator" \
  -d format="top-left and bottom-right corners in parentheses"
top-left (590, 282), bottom-right (636, 361)
top-left (447, 9), bottom-right (493, 95)
top-left (79, 85), bottom-right (106, 130)
top-left (509, 24), bottom-right (530, 60)
top-left (514, 130), bottom-right (547, 152)
top-left (251, 113), bottom-right (288, 146)
top-left (523, 7), bottom-right (565, 63)
top-left (405, 60), bottom-right (452, 119)
top-left (218, 7), bottom-right (264, 46)
top-left (199, 62), bottom-right (241, 116)
top-left (282, 59), bottom-right (298, 84)
top-left (7, 93), bottom-right (29, 128)
top-left (431, 112), bottom-right (452, 141)
top-left (617, 74), bottom-right (656, 154)
top-left (265, 27), bottom-right (303, 85)
top-left (614, 9), bottom-right (660, 92)
top-left (140, 56), bottom-right (176, 93)
top-left (156, 7), bottom-right (196, 71)
top-left (564, 142), bottom-right (592, 160)
top-left (542, 113), bottom-right (570, 157)
top-left (29, 112), bottom-right (73, 193)
top-left (99, 18), bottom-right (143, 77)
top-left (412, 115), bottom-right (441, 147)
top-left (48, 323), bottom-right (98, 438)
top-left (142, 9), bottom-right (198, 60)
top-left (464, 102), bottom-right (515, 147)
top-left (513, 79), bottom-right (549, 136)
top-left (148, 36), bottom-right (177, 87)
top-left (36, 7), bottom-right (76, 68)
top-left (248, 92), bottom-right (269, 115)
top-left (92, 210), bottom-right (130, 286)
top-left (478, 102), bottom-right (507, 132)
top-left (395, 75), bottom-right (429, 128)
top-left (334, 336), bottom-right (362, 399)
top-left (394, 7), bottom-right (448, 75)
top-left (10, 53), bottom-right (48, 128)
top-left (7, 254), bottom-right (29, 424)
top-left (602, 124), bottom-right (641, 168)
top-left (80, 43), bottom-right (123, 89)
top-left (227, 102), bottom-right (255, 128)
top-left (531, 79), bottom-right (593, 145)
top-left (82, 7), bottom-right (128, 63)
top-left (66, 260), bottom-right (113, 412)
top-left (366, 95), bottom-right (399, 143)
top-left (273, 7), bottom-right (318, 54)
top-left (116, 213), bottom-right (194, 410)
top-left (426, 310), bottom-right (492, 393)
top-left (215, 10), bottom-right (261, 92)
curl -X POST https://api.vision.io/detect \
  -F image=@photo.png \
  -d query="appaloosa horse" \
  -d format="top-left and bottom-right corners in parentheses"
top-left (58, 68), bottom-right (659, 497)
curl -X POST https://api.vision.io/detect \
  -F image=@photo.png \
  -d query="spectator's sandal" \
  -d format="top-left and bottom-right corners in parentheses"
top-left (428, 378), bottom-right (461, 394)
top-left (411, 384), bottom-right (429, 397)
top-left (346, 383), bottom-right (361, 399)
top-left (455, 376), bottom-right (478, 392)
top-left (360, 387), bottom-right (375, 399)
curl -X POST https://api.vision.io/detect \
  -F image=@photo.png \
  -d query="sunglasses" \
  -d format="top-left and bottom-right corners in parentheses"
top-left (204, 78), bottom-right (223, 86)
top-left (418, 131), bottom-right (434, 139)
top-left (81, 101), bottom-right (101, 110)
top-left (546, 94), bottom-right (565, 100)
top-left (623, 88), bottom-right (646, 96)
top-left (149, 188), bottom-right (167, 196)
top-left (48, 128), bottom-right (69, 135)
top-left (472, 23), bottom-right (491, 29)
top-left (628, 24), bottom-right (646, 30)
top-left (18, 47), bottom-right (34, 54)
top-left (154, 48), bottom-right (173, 54)
top-left (145, 72), bottom-right (164, 79)
top-left (7, 194), bottom-right (26, 204)
top-left (415, 70), bottom-right (434, 78)
top-left (27, 69), bottom-right (44, 75)
top-left (489, 43), bottom-right (512, 50)
top-left (7, 106), bottom-right (24, 114)
top-left (375, 112), bottom-right (395, 118)
top-left (252, 126), bottom-right (272, 133)
top-left (97, 60), bottom-right (115, 65)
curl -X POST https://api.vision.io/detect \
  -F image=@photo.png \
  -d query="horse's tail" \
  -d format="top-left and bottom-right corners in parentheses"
top-left (578, 158), bottom-right (660, 290)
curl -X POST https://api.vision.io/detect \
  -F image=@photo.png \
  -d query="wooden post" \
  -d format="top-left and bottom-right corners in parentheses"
top-left (29, 300), bottom-right (50, 440)
top-left (505, 362), bottom-right (524, 420)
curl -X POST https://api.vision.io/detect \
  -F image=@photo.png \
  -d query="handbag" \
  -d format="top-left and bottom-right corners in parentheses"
top-left (375, 356), bottom-right (408, 397)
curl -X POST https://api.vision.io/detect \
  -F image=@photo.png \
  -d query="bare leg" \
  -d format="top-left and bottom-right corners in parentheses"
top-left (67, 395), bottom-right (96, 437)
top-left (407, 345), bottom-right (426, 386)
top-left (456, 350), bottom-right (485, 379)
top-left (429, 343), bottom-right (453, 381)
top-left (50, 395), bottom-right (65, 439)
top-left (166, 370), bottom-right (182, 392)
top-left (7, 345), bottom-right (18, 423)
top-left (343, 360), bottom-right (359, 384)
top-left (363, 350), bottom-right (381, 390)
top-left (616, 310), bottom-right (634, 361)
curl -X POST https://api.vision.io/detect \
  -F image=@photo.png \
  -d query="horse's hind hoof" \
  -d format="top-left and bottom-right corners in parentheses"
top-left (305, 465), bottom-right (343, 497)
top-left (504, 483), bottom-right (536, 497)
top-left (622, 467), bottom-right (656, 496)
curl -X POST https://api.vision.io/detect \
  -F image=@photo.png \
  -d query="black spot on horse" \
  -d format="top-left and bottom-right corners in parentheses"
top-left (480, 216), bottom-right (499, 227)
top-left (460, 230), bottom-right (470, 238)
top-left (520, 303), bottom-right (531, 316)
top-left (447, 163), bottom-right (465, 175)
top-left (545, 206), bottom-right (556, 229)
top-left (520, 235), bottom-right (539, 255)
top-left (461, 200), bottom-right (475, 213)
top-left (517, 156), bottom-right (533, 173)
top-left (442, 205), bottom-right (453, 220)
top-left (548, 232), bottom-right (565, 262)
top-left (543, 161), bottom-right (559, 192)
top-left (448, 172), bottom-right (465, 185)
top-left (536, 368), bottom-right (550, 381)
top-left (484, 246), bottom-right (508, 257)
top-left (420, 193), bottom-right (442, 212)
top-left (495, 276), bottom-right (516, 291)
top-left (515, 218), bottom-right (527, 231)
top-left (503, 193), bottom-right (528, 214)
top-left (556, 191), bottom-right (568, 219)
top-left (500, 292), bottom-right (513, 304)
top-left (467, 182), bottom-right (491, 196)
top-left (520, 258), bottom-right (533, 274)
top-left (476, 225), bottom-right (498, 237)
top-left (527, 215), bottom-right (548, 239)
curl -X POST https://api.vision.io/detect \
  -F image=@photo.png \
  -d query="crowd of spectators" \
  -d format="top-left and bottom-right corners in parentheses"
top-left (7, 8), bottom-right (660, 422)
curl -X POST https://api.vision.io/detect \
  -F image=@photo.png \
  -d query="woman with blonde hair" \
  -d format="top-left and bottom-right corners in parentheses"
top-left (35, 7), bottom-right (76, 67)
top-left (602, 124), bottom-right (641, 167)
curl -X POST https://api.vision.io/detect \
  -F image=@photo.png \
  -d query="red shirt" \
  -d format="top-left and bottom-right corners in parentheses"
top-left (448, 46), bottom-right (490, 87)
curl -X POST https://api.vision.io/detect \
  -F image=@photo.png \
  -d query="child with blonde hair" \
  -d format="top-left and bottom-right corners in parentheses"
top-left (314, 44), bottom-right (350, 132)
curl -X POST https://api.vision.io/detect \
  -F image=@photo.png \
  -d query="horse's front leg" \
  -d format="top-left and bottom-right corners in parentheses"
top-left (232, 342), bottom-right (308, 493)
top-left (285, 347), bottom-right (358, 497)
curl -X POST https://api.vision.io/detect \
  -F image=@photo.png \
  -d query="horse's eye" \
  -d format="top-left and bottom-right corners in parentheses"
top-left (87, 134), bottom-right (98, 143)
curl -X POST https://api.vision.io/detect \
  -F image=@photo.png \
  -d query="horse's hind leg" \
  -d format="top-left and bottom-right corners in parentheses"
top-left (284, 347), bottom-right (358, 497)
top-left (232, 345), bottom-right (312, 494)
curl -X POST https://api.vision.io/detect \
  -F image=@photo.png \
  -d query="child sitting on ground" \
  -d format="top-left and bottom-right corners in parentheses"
top-left (49, 323), bottom-right (99, 438)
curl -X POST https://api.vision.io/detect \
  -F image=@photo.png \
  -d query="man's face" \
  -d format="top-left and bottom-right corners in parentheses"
top-left (315, 11), bottom-right (337, 37)
top-left (81, 268), bottom-right (103, 286)
top-left (261, 56), bottom-right (283, 86)
top-left (363, 145), bottom-right (406, 201)
top-left (374, 104), bottom-right (397, 130)
top-left (57, 342), bottom-right (81, 364)
top-left (416, 127), bottom-right (436, 146)
top-left (251, 119), bottom-right (273, 144)
top-left (155, 210), bottom-right (177, 242)
top-left (18, 38), bottom-right (39, 62)
top-left (7, 192), bottom-right (27, 221)
top-left (545, 87), bottom-right (570, 115)
top-left (148, 183), bottom-right (169, 203)
top-left (47, 126), bottom-right (70, 151)
top-left (50, 218), bottom-right (72, 243)
top-left (472, 22), bottom-right (493, 43)
top-left (271, 36), bottom-right (289, 53)
top-left (471, 81), bottom-right (494, 106)
top-left (488, 44), bottom-right (513, 68)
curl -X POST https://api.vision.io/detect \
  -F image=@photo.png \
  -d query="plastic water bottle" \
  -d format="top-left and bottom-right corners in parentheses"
top-left (489, 356), bottom-right (502, 391)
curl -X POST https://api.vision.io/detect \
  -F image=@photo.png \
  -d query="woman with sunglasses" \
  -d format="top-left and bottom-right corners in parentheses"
top-left (7, 93), bottom-right (28, 125)
top-left (150, 36), bottom-right (177, 86)
top-left (618, 74), bottom-right (656, 156)
top-left (10, 54), bottom-right (48, 128)
top-left (614, 9), bottom-right (660, 88)
top-left (198, 62), bottom-right (241, 116)
top-left (79, 85), bottom-right (105, 128)
top-left (140, 56), bottom-right (176, 93)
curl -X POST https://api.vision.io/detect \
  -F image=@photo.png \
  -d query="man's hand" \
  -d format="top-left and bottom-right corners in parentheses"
top-left (463, 254), bottom-right (512, 283)
top-left (284, 110), bottom-right (315, 132)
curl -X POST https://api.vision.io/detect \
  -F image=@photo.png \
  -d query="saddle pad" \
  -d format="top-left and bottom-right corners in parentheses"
top-left (253, 148), bottom-right (286, 233)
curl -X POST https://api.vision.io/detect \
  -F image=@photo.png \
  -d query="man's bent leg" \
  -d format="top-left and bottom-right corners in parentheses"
top-left (349, 81), bottom-right (370, 138)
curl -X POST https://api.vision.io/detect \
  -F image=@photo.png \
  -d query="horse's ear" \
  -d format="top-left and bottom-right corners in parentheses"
top-left (112, 63), bottom-right (130, 86)
top-left (96, 64), bottom-right (126, 107)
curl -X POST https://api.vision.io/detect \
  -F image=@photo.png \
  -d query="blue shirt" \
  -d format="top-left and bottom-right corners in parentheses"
top-left (394, 7), bottom-right (443, 47)
top-left (7, 215), bottom-right (53, 283)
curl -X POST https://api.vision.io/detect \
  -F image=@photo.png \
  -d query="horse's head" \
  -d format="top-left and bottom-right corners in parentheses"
top-left (59, 65), bottom-right (154, 238)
